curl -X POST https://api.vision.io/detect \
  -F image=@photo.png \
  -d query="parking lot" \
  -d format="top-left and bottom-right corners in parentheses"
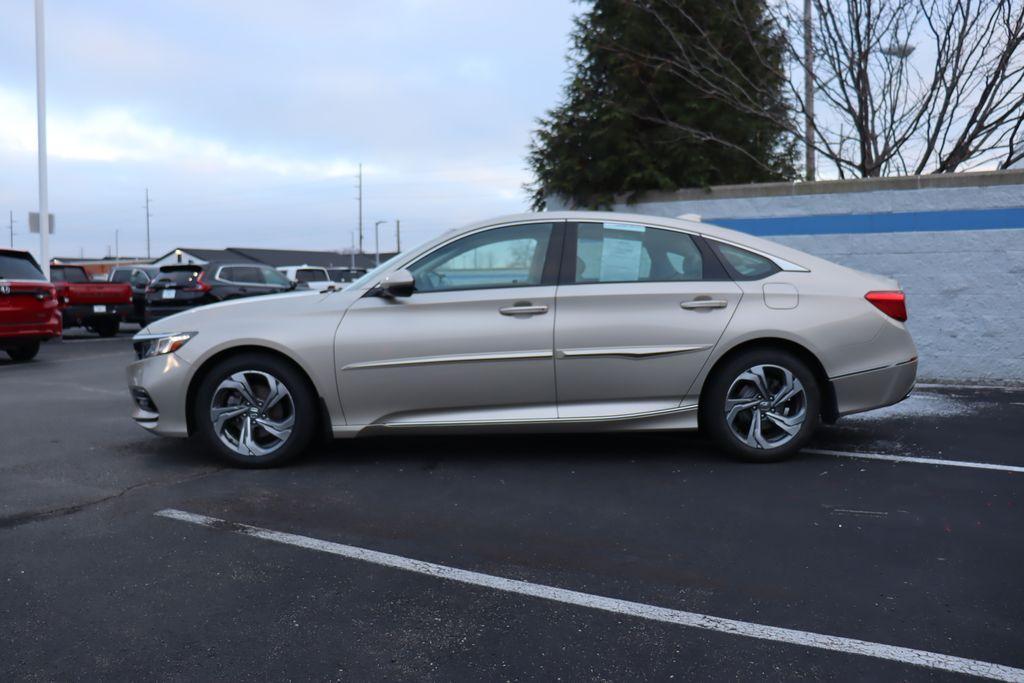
top-left (1, 333), bottom-right (1022, 681)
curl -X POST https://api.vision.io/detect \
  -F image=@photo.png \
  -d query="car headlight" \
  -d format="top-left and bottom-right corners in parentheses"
top-left (133, 332), bottom-right (197, 360)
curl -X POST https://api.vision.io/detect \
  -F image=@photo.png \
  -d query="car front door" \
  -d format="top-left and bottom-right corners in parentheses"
top-left (335, 221), bottom-right (564, 426)
top-left (554, 221), bottom-right (743, 418)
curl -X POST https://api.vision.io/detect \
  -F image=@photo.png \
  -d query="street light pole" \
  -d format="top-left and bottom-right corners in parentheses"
top-left (804, 0), bottom-right (815, 182)
top-left (34, 0), bottom-right (50, 278)
top-left (395, 219), bottom-right (400, 252)
top-left (374, 220), bottom-right (387, 266)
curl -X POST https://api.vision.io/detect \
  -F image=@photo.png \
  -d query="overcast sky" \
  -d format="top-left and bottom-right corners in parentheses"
top-left (0, 1), bottom-right (578, 260)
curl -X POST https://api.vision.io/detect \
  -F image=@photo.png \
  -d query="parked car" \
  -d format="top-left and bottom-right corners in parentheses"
top-left (50, 264), bottom-right (132, 337)
top-left (0, 249), bottom-right (62, 361)
top-left (326, 267), bottom-right (364, 283)
top-left (109, 265), bottom-right (161, 324)
top-left (277, 265), bottom-right (333, 290)
top-left (128, 211), bottom-right (917, 468)
top-left (143, 262), bottom-right (295, 324)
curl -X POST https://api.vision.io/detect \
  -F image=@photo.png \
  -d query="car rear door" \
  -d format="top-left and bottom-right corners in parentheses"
top-left (553, 221), bottom-right (742, 418)
top-left (334, 221), bottom-right (564, 426)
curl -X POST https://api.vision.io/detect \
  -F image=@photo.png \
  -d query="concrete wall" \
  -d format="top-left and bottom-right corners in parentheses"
top-left (599, 171), bottom-right (1024, 384)
top-left (773, 229), bottom-right (1024, 384)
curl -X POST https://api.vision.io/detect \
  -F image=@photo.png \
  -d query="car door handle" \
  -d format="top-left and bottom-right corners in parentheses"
top-left (680, 299), bottom-right (728, 310)
top-left (499, 303), bottom-right (549, 316)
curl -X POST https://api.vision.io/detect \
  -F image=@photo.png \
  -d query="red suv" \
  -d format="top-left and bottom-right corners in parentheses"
top-left (0, 249), bottom-right (61, 362)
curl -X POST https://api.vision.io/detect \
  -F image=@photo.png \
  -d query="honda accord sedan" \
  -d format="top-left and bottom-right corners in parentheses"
top-left (128, 212), bottom-right (917, 467)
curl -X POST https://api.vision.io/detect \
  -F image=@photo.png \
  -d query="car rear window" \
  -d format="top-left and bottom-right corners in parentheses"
top-left (0, 253), bottom-right (46, 281)
top-left (296, 268), bottom-right (328, 283)
top-left (154, 269), bottom-right (203, 286)
top-left (709, 242), bottom-right (780, 280)
top-left (51, 267), bottom-right (89, 283)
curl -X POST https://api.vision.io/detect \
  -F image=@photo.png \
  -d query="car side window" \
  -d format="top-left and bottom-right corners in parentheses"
top-left (222, 266), bottom-right (263, 284)
top-left (574, 222), bottom-right (703, 284)
top-left (130, 270), bottom-right (150, 286)
top-left (260, 267), bottom-right (291, 286)
top-left (709, 241), bottom-right (779, 280)
top-left (410, 222), bottom-right (554, 293)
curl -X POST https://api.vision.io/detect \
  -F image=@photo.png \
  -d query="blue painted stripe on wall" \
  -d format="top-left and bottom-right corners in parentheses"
top-left (710, 206), bottom-right (1024, 236)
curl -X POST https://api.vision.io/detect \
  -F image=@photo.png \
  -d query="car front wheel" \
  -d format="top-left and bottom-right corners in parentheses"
top-left (193, 353), bottom-right (317, 467)
top-left (701, 349), bottom-right (820, 462)
top-left (5, 341), bottom-right (40, 362)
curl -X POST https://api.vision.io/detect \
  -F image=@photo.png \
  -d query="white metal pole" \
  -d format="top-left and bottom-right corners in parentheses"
top-left (34, 0), bottom-right (50, 278)
top-left (804, 0), bottom-right (815, 182)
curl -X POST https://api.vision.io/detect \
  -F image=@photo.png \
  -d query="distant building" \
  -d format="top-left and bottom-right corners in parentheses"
top-left (150, 247), bottom-right (398, 275)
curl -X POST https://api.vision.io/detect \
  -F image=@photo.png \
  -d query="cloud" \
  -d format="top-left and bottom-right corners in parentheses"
top-left (0, 85), bottom-right (357, 178)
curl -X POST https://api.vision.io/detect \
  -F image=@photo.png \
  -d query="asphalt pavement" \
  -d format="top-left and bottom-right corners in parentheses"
top-left (1, 333), bottom-right (1022, 681)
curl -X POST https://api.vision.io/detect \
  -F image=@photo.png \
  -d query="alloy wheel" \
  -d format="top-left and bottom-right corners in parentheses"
top-left (209, 370), bottom-right (295, 456)
top-left (724, 364), bottom-right (807, 449)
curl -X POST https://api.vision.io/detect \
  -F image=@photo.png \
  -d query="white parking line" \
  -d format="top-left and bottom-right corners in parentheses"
top-left (916, 382), bottom-right (1022, 392)
top-left (155, 508), bottom-right (1024, 681)
top-left (806, 448), bottom-right (1024, 474)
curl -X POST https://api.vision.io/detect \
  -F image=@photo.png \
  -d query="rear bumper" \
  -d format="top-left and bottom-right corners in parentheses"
top-left (144, 303), bottom-right (202, 322)
top-left (0, 317), bottom-right (62, 345)
top-left (62, 303), bottom-right (132, 327)
top-left (831, 358), bottom-right (918, 418)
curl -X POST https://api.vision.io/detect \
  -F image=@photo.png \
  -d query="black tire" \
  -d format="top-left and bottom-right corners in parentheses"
top-left (94, 318), bottom-right (119, 337)
top-left (700, 348), bottom-right (820, 462)
top-left (192, 352), bottom-right (317, 468)
top-left (6, 341), bottom-right (40, 362)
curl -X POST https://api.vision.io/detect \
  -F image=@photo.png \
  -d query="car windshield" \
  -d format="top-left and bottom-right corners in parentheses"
top-left (0, 253), bottom-right (46, 281)
top-left (346, 253), bottom-right (405, 290)
top-left (296, 268), bottom-right (328, 283)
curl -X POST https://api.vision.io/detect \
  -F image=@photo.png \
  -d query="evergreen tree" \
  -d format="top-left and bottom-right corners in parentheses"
top-left (527, 0), bottom-right (797, 209)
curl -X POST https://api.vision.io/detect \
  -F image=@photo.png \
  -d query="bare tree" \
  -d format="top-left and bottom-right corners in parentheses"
top-left (607, 0), bottom-right (1024, 178)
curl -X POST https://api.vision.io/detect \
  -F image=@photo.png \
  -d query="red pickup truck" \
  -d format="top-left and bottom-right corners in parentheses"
top-left (50, 264), bottom-right (133, 337)
top-left (0, 249), bottom-right (62, 362)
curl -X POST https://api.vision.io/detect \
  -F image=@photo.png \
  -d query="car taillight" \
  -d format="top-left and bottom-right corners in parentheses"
top-left (865, 291), bottom-right (907, 322)
top-left (183, 272), bottom-right (211, 293)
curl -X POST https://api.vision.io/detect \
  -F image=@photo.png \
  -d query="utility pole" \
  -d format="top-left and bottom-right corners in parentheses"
top-left (144, 187), bottom-right (152, 259)
top-left (354, 164), bottom-right (363, 253)
top-left (8, 211), bottom-right (14, 248)
top-left (395, 219), bottom-right (400, 252)
top-left (114, 229), bottom-right (119, 266)
top-left (374, 220), bottom-right (387, 266)
top-left (804, 0), bottom-right (815, 182)
top-left (349, 231), bottom-right (356, 270)
top-left (34, 0), bottom-right (50, 279)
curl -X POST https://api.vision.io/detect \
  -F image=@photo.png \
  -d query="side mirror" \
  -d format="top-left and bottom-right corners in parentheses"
top-left (377, 269), bottom-right (415, 298)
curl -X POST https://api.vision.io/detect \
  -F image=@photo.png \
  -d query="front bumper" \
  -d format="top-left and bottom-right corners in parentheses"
top-left (126, 352), bottom-right (193, 437)
top-left (831, 358), bottom-right (918, 418)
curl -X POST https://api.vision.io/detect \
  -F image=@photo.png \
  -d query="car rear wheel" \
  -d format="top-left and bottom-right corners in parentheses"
top-left (94, 318), bottom-right (119, 337)
top-left (193, 352), bottom-right (317, 468)
top-left (701, 349), bottom-right (820, 462)
top-left (5, 341), bottom-right (40, 362)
